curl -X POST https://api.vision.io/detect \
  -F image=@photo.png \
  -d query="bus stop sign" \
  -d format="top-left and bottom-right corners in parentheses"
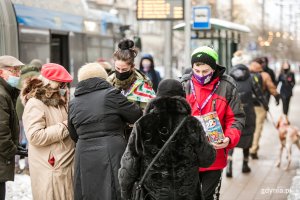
top-left (192, 6), bottom-right (211, 30)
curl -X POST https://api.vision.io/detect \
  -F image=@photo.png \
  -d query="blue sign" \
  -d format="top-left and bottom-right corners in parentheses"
top-left (192, 6), bottom-right (211, 30)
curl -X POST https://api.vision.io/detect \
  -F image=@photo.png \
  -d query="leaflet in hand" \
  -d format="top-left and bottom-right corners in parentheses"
top-left (197, 112), bottom-right (225, 144)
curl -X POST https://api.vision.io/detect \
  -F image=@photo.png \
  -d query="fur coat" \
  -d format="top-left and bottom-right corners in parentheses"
top-left (118, 96), bottom-right (216, 200)
top-left (22, 78), bottom-right (75, 200)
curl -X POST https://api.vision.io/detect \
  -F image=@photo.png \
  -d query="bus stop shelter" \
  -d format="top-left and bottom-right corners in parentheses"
top-left (173, 18), bottom-right (251, 70)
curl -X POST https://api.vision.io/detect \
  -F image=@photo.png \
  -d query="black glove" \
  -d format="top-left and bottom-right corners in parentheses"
top-left (16, 145), bottom-right (28, 157)
top-left (275, 94), bottom-right (281, 106)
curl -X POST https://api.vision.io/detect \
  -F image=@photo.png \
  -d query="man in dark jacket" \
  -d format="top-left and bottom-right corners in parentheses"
top-left (68, 63), bottom-right (142, 200)
top-left (181, 46), bottom-right (245, 200)
top-left (119, 79), bottom-right (216, 200)
top-left (259, 57), bottom-right (277, 103)
top-left (0, 55), bottom-right (24, 200)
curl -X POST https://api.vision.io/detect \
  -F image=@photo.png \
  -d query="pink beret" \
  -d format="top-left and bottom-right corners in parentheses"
top-left (41, 63), bottom-right (73, 83)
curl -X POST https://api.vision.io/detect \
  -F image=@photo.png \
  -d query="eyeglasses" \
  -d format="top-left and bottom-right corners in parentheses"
top-left (5, 67), bottom-right (21, 75)
top-left (60, 83), bottom-right (67, 88)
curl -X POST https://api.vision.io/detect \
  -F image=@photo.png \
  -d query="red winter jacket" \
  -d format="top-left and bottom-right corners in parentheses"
top-left (181, 68), bottom-right (245, 171)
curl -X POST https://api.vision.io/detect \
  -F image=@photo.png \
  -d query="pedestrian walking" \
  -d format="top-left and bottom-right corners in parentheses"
top-left (22, 63), bottom-right (75, 200)
top-left (181, 46), bottom-right (245, 200)
top-left (119, 79), bottom-right (216, 200)
top-left (227, 64), bottom-right (256, 177)
top-left (277, 61), bottom-right (295, 115)
top-left (107, 39), bottom-right (155, 139)
top-left (249, 58), bottom-right (280, 159)
top-left (0, 55), bottom-right (24, 200)
top-left (68, 63), bottom-right (142, 200)
top-left (139, 53), bottom-right (162, 92)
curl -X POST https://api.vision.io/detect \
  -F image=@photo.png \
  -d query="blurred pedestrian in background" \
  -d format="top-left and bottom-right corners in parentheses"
top-left (277, 61), bottom-right (295, 115)
top-left (119, 79), bottom-right (216, 200)
top-left (22, 63), bottom-right (75, 200)
top-left (139, 53), bottom-right (162, 92)
top-left (0, 55), bottom-right (24, 200)
top-left (15, 63), bottom-right (41, 175)
top-left (181, 46), bottom-right (245, 200)
top-left (227, 61), bottom-right (256, 177)
top-left (249, 58), bottom-right (280, 159)
top-left (257, 57), bottom-right (277, 104)
top-left (107, 39), bottom-right (155, 140)
top-left (68, 63), bottom-right (142, 200)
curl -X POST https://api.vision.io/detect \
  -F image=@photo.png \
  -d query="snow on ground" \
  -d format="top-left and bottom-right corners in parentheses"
top-left (6, 159), bottom-right (32, 200)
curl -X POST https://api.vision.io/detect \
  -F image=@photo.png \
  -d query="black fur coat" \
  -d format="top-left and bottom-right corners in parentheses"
top-left (118, 96), bottom-right (216, 200)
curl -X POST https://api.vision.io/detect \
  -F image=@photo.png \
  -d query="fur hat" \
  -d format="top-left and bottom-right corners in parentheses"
top-left (78, 63), bottom-right (108, 82)
top-left (231, 50), bottom-right (249, 66)
top-left (41, 63), bottom-right (73, 83)
top-left (0, 55), bottom-right (24, 68)
top-left (191, 46), bottom-right (218, 69)
top-left (157, 79), bottom-right (185, 98)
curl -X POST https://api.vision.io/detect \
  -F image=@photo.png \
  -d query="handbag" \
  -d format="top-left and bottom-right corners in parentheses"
top-left (131, 116), bottom-right (188, 200)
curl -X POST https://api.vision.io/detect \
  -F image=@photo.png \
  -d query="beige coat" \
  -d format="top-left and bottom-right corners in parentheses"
top-left (22, 78), bottom-right (75, 200)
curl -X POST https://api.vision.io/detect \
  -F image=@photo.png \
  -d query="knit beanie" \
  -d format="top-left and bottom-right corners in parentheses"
top-left (78, 63), bottom-right (108, 82)
top-left (231, 50), bottom-right (249, 66)
top-left (191, 46), bottom-right (218, 69)
top-left (156, 79), bottom-right (185, 98)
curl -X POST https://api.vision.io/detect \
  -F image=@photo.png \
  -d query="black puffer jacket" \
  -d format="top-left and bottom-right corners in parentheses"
top-left (68, 77), bottom-right (142, 200)
top-left (118, 96), bottom-right (216, 200)
top-left (230, 64), bottom-right (256, 148)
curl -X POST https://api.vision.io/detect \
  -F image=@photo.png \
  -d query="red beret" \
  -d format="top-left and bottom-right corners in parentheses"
top-left (41, 63), bottom-right (73, 83)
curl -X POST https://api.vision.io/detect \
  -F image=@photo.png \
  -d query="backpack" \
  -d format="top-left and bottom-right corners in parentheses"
top-left (250, 72), bottom-right (269, 110)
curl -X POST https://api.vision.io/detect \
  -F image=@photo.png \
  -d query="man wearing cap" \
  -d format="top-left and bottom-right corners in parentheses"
top-left (0, 55), bottom-right (24, 200)
top-left (22, 63), bottom-right (74, 199)
top-left (181, 46), bottom-right (245, 200)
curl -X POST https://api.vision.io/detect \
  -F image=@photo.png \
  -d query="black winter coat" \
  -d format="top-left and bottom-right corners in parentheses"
top-left (278, 71), bottom-right (295, 98)
top-left (230, 65), bottom-right (256, 148)
top-left (68, 77), bottom-right (142, 200)
top-left (118, 96), bottom-right (216, 200)
top-left (0, 78), bottom-right (19, 182)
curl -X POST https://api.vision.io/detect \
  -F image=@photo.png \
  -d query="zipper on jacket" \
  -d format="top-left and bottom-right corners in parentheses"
top-left (212, 99), bottom-right (216, 111)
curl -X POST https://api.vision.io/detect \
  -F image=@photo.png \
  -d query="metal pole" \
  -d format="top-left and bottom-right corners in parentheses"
top-left (262, 0), bottom-right (265, 34)
top-left (230, 0), bottom-right (234, 21)
top-left (164, 21), bottom-right (172, 78)
top-left (280, 0), bottom-right (283, 33)
top-left (184, 0), bottom-right (191, 72)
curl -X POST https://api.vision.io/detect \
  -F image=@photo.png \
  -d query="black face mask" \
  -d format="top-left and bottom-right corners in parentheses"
top-left (115, 70), bottom-right (133, 81)
top-left (283, 69), bottom-right (289, 73)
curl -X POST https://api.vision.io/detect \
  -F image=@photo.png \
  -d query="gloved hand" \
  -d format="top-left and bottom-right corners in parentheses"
top-left (16, 145), bottom-right (28, 157)
top-left (275, 94), bottom-right (281, 106)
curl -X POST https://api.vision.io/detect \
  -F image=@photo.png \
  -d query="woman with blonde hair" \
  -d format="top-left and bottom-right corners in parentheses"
top-left (22, 63), bottom-right (74, 199)
top-left (68, 63), bottom-right (142, 200)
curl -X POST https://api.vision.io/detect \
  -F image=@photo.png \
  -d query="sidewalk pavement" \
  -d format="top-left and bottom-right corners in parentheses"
top-left (220, 84), bottom-right (300, 200)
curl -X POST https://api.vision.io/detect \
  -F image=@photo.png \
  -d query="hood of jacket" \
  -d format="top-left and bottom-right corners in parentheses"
top-left (144, 95), bottom-right (191, 115)
top-left (21, 77), bottom-right (67, 107)
top-left (74, 77), bottom-right (111, 96)
top-left (230, 64), bottom-right (250, 81)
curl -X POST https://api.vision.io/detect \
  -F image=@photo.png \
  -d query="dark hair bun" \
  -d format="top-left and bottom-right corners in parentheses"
top-left (118, 39), bottom-right (134, 50)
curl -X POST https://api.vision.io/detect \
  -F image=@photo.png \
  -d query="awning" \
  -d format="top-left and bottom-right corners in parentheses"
top-left (14, 4), bottom-right (83, 33)
top-left (173, 18), bottom-right (251, 33)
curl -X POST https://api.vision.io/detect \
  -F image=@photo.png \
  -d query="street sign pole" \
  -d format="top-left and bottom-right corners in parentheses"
top-left (184, 0), bottom-right (191, 72)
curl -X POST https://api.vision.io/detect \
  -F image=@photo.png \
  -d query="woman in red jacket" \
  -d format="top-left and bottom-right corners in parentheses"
top-left (181, 46), bottom-right (245, 200)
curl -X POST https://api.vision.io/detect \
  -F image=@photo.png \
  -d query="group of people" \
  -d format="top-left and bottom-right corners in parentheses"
top-left (226, 51), bottom-right (296, 177)
top-left (0, 38), bottom-right (295, 200)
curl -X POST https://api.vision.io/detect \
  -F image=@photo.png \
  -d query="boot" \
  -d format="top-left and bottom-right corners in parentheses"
top-left (242, 160), bottom-right (251, 173)
top-left (226, 160), bottom-right (233, 178)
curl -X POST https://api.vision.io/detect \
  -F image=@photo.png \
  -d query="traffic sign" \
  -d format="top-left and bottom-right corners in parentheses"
top-left (192, 6), bottom-right (211, 30)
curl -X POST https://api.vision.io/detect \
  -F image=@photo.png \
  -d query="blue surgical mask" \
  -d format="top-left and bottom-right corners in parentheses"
top-left (59, 88), bottom-right (67, 96)
top-left (193, 71), bottom-right (214, 85)
top-left (7, 75), bottom-right (20, 88)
